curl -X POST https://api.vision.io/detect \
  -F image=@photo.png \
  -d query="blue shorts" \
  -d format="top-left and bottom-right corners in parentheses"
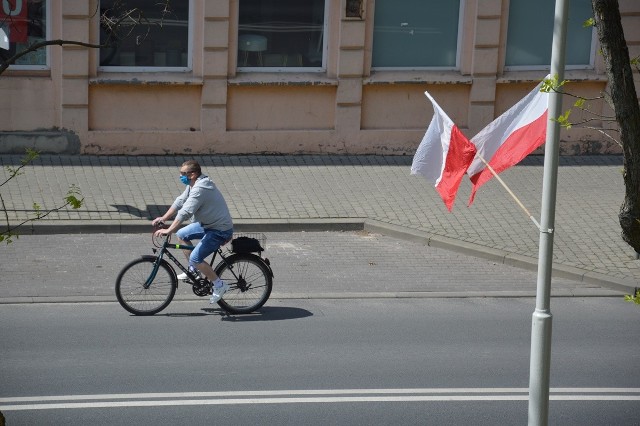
top-left (176, 223), bottom-right (233, 266)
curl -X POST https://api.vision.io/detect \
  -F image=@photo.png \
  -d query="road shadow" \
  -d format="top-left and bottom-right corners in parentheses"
top-left (201, 305), bottom-right (313, 322)
top-left (111, 204), bottom-right (171, 219)
top-left (162, 312), bottom-right (213, 318)
top-left (156, 306), bottom-right (312, 321)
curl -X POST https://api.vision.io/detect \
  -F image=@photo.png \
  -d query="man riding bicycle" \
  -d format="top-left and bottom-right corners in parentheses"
top-left (152, 160), bottom-right (234, 303)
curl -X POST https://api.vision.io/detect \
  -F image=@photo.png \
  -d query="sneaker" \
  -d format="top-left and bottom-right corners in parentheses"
top-left (209, 281), bottom-right (229, 304)
top-left (177, 272), bottom-right (188, 280)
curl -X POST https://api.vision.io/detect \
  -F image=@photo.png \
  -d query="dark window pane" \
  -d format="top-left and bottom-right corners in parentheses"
top-left (372, 0), bottom-right (460, 68)
top-left (99, 0), bottom-right (189, 68)
top-left (506, 0), bottom-right (593, 67)
top-left (1, 0), bottom-right (47, 66)
top-left (238, 0), bottom-right (325, 69)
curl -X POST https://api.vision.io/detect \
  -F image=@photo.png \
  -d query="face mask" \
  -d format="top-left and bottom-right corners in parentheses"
top-left (180, 175), bottom-right (190, 185)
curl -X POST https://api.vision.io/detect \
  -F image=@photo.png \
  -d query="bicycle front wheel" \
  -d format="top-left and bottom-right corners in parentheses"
top-left (215, 254), bottom-right (272, 314)
top-left (115, 257), bottom-right (177, 316)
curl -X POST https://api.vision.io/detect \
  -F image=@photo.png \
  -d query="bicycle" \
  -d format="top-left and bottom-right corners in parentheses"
top-left (115, 224), bottom-right (273, 316)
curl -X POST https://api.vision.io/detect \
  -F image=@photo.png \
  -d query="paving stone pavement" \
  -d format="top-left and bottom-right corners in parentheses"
top-left (0, 232), bottom-right (621, 303)
top-left (0, 154), bottom-right (638, 294)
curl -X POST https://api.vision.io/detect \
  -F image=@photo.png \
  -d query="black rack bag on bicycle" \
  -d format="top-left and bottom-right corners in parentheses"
top-left (231, 236), bottom-right (264, 253)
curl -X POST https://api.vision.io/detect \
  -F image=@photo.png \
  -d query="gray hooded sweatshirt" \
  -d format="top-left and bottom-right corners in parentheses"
top-left (171, 174), bottom-right (233, 231)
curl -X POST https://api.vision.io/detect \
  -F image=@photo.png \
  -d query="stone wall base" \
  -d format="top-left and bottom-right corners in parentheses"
top-left (0, 130), bottom-right (624, 156)
top-left (0, 131), bottom-right (81, 155)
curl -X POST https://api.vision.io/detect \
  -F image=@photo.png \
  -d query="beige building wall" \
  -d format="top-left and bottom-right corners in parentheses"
top-left (1, 0), bottom-right (639, 155)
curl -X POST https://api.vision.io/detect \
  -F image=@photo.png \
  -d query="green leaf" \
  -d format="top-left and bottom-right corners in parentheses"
top-left (66, 195), bottom-right (83, 209)
top-left (583, 18), bottom-right (595, 28)
top-left (625, 289), bottom-right (640, 305)
top-left (541, 74), bottom-right (568, 93)
top-left (20, 148), bottom-right (39, 166)
top-left (553, 109), bottom-right (573, 129)
top-left (33, 202), bottom-right (42, 218)
top-left (574, 98), bottom-right (586, 108)
top-left (0, 233), bottom-right (17, 244)
top-left (541, 76), bottom-right (557, 93)
top-left (65, 185), bottom-right (84, 209)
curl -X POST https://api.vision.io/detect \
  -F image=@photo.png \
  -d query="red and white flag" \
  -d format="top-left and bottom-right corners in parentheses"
top-left (411, 92), bottom-right (477, 211)
top-left (467, 80), bottom-right (549, 205)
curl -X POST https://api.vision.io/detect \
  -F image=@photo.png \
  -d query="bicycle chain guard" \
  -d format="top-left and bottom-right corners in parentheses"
top-left (192, 279), bottom-right (212, 297)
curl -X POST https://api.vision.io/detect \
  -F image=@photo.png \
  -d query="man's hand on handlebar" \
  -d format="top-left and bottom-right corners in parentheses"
top-left (152, 218), bottom-right (171, 237)
top-left (154, 227), bottom-right (171, 238)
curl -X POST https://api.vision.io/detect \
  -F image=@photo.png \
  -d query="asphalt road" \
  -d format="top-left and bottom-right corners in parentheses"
top-left (1, 298), bottom-right (639, 425)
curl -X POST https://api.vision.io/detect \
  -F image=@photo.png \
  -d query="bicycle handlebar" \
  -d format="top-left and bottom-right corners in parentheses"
top-left (153, 221), bottom-right (169, 231)
top-left (152, 221), bottom-right (171, 247)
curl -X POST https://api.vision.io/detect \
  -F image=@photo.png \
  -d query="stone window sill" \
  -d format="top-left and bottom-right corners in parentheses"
top-left (364, 71), bottom-right (473, 85)
top-left (89, 73), bottom-right (203, 86)
top-left (228, 73), bottom-right (338, 87)
top-left (497, 70), bottom-right (607, 83)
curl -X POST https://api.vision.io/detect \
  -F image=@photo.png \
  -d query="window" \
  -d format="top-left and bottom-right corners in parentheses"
top-left (0, 0), bottom-right (48, 68)
top-left (372, 0), bottom-right (462, 69)
top-left (505, 0), bottom-right (594, 69)
top-left (237, 0), bottom-right (326, 70)
top-left (99, 0), bottom-right (191, 71)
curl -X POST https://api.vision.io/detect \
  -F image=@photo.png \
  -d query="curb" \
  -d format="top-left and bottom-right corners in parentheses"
top-left (5, 218), bottom-right (638, 295)
top-left (7, 218), bottom-right (366, 234)
top-left (0, 289), bottom-right (625, 305)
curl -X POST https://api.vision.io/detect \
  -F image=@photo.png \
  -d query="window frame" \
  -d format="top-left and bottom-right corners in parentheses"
top-left (370, 0), bottom-right (464, 71)
top-left (236, 0), bottom-right (329, 73)
top-left (2, 0), bottom-right (50, 71)
top-left (97, 0), bottom-right (193, 73)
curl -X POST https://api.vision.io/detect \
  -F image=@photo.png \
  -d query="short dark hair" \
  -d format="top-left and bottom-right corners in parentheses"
top-left (181, 160), bottom-right (201, 176)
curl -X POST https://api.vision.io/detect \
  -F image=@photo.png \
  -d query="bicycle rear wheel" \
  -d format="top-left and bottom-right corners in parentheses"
top-left (215, 253), bottom-right (272, 314)
top-left (115, 258), bottom-right (177, 316)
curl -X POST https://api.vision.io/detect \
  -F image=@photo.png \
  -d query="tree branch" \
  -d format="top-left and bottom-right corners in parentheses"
top-left (0, 39), bottom-right (104, 74)
top-left (0, 193), bottom-right (10, 239)
top-left (0, 195), bottom-right (84, 244)
top-left (0, 149), bottom-right (39, 187)
top-left (0, 150), bottom-right (83, 244)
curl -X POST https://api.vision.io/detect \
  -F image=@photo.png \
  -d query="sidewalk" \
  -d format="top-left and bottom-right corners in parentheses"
top-left (0, 154), bottom-right (638, 293)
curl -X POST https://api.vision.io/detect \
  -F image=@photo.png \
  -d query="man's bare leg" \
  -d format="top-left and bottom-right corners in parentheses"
top-left (194, 261), bottom-right (219, 282)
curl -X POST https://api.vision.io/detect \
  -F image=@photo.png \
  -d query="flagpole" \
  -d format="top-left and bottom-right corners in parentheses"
top-left (528, 0), bottom-right (569, 424)
top-left (477, 155), bottom-right (541, 230)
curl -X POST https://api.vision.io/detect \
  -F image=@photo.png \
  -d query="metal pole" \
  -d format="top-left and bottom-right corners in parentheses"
top-left (528, 0), bottom-right (569, 424)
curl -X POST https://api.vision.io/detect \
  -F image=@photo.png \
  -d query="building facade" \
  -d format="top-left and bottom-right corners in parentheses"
top-left (1, 0), bottom-right (639, 155)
